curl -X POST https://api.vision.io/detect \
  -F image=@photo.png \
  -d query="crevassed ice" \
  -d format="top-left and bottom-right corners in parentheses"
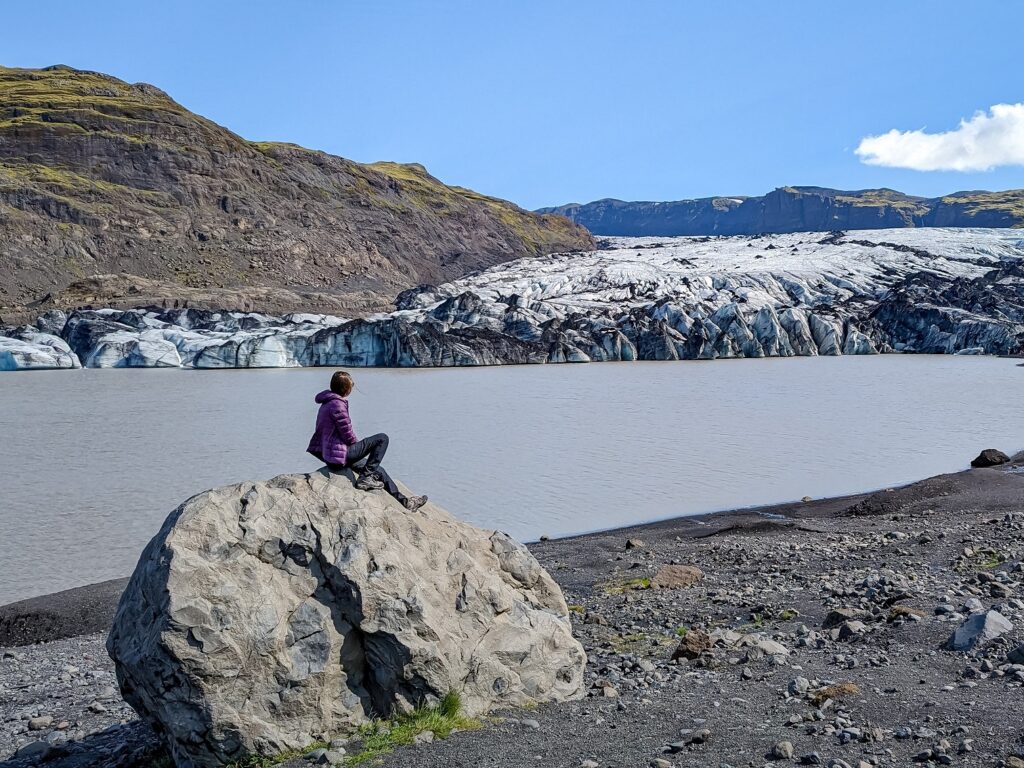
top-left (1, 228), bottom-right (1021, 370)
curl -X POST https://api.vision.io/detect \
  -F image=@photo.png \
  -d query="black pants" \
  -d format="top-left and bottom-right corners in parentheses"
top-left (329, 432), bottom-right (405, 503)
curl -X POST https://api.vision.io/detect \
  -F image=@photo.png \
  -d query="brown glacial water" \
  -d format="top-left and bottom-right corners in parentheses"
top-left (1, 355), bottom-right (1022, 604)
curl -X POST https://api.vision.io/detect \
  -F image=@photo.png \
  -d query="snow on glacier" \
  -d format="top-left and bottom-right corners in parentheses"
top-left (424, 228), bottom-right (1021, 313)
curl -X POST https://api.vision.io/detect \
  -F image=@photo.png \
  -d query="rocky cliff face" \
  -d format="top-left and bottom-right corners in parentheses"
top-left (106, 469), bottom-right (585, 767)
top-left (0, 65), bottom-right (593, 316)
top-left (540, 187), bottom-right (1024, 236)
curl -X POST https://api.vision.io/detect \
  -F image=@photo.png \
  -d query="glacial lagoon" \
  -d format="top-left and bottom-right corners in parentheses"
top-left (1, 354), bottom-right (1022, 604)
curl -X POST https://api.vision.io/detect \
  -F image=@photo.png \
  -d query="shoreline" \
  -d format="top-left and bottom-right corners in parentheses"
top-left (4, 454), bottom-right (1021, 649)
top-left (3, 348), bottom-right (1024, 374)
top-left (3, 454), bottom-right (1024, 766)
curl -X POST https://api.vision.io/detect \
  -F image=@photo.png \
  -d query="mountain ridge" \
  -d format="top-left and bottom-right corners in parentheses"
top-left (538, 186), bottom-right (1024, 236)
top-left (0, 64), bottom-right (593, 316)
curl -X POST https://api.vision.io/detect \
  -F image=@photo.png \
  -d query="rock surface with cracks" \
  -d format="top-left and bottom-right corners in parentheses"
top-left (105, 469), bottom-right (585, 768)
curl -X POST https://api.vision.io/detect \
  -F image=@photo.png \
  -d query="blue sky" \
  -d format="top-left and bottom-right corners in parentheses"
top-left (5, 1), bottom-right (1023, 209)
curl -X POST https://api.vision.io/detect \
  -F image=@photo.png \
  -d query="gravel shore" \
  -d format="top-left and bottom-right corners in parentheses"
top-left (3, 455), bottom-right (1023, 768)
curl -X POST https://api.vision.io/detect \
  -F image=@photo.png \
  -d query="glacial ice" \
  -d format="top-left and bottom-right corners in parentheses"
top-left (1, 228), bottom-right (1022, 370)
top-left (0, 328), bottom-right (80, 370)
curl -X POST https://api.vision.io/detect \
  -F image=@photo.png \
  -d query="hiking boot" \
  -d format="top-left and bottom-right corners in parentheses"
top-left (354, 471), bottom-right (384, 491)
top-left (402, 495), bottom-right (428, 512)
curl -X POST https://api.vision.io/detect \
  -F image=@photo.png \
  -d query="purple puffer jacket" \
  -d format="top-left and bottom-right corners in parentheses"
top-left (306, 390), bottom-right (358, 465)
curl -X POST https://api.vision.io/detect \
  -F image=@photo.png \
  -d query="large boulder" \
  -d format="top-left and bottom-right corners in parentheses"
top-left (107, 470), bottom-right (585, 767)
top-left (947, 609), bottom-right (1013, 651)
top-left (971, 448), bottom-right (1010, 468)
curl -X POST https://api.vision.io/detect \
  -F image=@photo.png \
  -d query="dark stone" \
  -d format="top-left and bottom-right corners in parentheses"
top-left (971, 449), bottom-right (1010, 468)
top-left (823, 608), bottom-right (866, 629)
top-left (672, 629), bottom-right (712, 660)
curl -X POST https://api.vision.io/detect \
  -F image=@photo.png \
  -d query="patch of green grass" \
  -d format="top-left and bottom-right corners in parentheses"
top-left (0, 160), bottom-right (170, 200)
top-left (344, 691), bottom-right (481, 766)
top-left (834, 189), bottom-right (931, 213)
top-left (222, 693), bottom-right (480, 768)
top-left (810, 681), bottom-right (860, 706)
top-left (227, 742), bottom-right (329, 768)
top-left (734, 612), bottom-right (766, 633)
top-left (600, 576), bottom-right (651, 595)
top-left (0, 65), bottom-right (249, 165)
top-left (363, 161), bottom-right (587, 253)
top-left (608, 632), bottom-right (675, 654)
top-left (674, 625), bottom-right (689, 638)
top-left (957, 550), bottom-right (1007, 572)
top-left (888, 605), bottom-right (927, 622)
top-left (567, 604), bottom-right (584, 614)
top-left (938, 190), bottom-right (1024, 221)
top-left (609, 632), bottom-right (650, 653)
top-left (779, 608), bottom-right (798, 621)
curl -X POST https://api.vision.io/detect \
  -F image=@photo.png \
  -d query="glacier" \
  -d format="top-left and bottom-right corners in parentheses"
top-left (2, 228), bottom-right (1022, 370)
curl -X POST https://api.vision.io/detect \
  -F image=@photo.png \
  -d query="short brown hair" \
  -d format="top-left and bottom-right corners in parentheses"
top-left (330, 371), bottom-right (354, 397)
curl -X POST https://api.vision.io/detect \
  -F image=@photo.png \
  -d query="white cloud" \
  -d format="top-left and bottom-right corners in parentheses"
top-left (855, 103), bottom-right (1024, 171)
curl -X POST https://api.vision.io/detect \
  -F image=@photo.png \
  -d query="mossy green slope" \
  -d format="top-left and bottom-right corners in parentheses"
top-left (0, 65), bottom-right (593, 313)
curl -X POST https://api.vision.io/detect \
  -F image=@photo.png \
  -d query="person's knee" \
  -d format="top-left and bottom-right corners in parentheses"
top-left (372, 432), bottom-right (390, 447)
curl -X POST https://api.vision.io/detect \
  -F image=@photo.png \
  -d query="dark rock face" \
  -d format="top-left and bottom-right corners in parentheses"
top-left (540, 187), bottom-right (1024, 236)
top-left (864, 262), bottom-right (1024, 356)
top-left (971, 449), bottom-right (1011, 468)
top-left (0, 66), bottom-right (593, 315)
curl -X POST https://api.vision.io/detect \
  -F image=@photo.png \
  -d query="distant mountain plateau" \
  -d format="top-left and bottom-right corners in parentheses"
top-left (538, 187), bottom-right (1024, 237)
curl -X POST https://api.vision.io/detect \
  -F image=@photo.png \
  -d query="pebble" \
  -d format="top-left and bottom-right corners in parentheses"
top-left (788, 677), bottom-right (810, 696)
top-left (772, 740), bottom-right (795, 760)
top-left (43, 731), bottom-right (67, 747)
top-left (963, 597), bottom-right (984, 613)
top-left (304, 747), bottom-right (328, 761)
top-left (27, 716), bottom-right (52, 731)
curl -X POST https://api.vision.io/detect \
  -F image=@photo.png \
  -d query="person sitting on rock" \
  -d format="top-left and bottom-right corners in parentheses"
top-left (307, 370), bottom-right (428, 512)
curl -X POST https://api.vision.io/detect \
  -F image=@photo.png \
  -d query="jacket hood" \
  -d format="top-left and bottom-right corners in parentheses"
top-left (315, 390), bottom-right (343, 404)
